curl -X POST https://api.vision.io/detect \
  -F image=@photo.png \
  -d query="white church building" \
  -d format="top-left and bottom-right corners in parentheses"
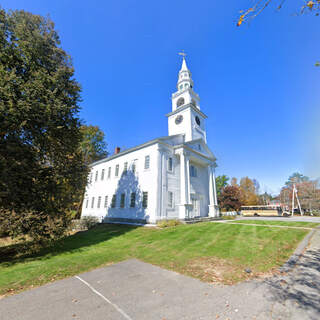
top-left (81, 57), bottom-right (219, 224)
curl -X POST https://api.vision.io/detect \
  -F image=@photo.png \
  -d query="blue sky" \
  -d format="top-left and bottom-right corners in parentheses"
top-left (2, 1), bottom-right (320, 194)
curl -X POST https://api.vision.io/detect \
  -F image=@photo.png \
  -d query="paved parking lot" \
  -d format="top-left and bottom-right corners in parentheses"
top-left (1, 229), bottom-right (319, 320)
top-left (236, 216), bottom-right (320, 223)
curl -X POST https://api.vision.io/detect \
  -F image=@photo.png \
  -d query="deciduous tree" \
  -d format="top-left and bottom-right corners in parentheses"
top-left (0, 9), bottom-right (87, 245)
top-left (215, 175), bottom-right (229, 196)
top-left (80, 125), bottom-right (108, 165)
top-left (218, 186), bottom-right (242, 211)
top-left (239, 177), bottom-right (260, 205)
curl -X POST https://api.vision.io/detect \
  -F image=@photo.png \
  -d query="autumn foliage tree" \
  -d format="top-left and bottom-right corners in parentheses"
top-left (237, 0), bottom-right (320, 27)
top-left (0, 9), bottom-right (88, 245)
top-left (239, 177), bottom-right (260, 205)
top-left (218, 186), bottom-right (242, 211)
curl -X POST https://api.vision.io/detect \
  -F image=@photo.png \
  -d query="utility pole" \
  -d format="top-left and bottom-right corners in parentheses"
top-left (291, 184), bottom-right (303, 216)
top-left (295, 185), bottom-right (303, 216)
top-left (291, 185), bottom-right (295, 216)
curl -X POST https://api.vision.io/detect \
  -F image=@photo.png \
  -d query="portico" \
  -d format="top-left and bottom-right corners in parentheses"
top-left (175, 144), bottom-right (219, 220)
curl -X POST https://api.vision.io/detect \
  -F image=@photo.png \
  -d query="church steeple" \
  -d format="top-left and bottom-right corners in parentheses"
top-left (177, 57), bottom-right (194, 92)
top-left (171, 54), bottom-right (200, 111)
top-left (166, 54), bottom-right (207, 143)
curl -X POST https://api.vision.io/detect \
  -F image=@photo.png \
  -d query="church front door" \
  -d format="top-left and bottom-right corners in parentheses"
top-left (190, 197), bottom-right (200, 218)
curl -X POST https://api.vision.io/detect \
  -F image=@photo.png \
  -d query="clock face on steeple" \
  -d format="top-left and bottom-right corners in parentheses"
top-left (195, 116), bottom-right (201, 126)
top-left (175, 115), bottom-right (183, 124)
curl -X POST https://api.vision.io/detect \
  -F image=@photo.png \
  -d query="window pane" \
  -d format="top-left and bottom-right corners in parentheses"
top-left (97, 196), bottom-right (101, 208)
top-left (142, 192), bottom-right (148, 208)
top-left (130, 192), bottom-right (136, 208)
top-left (190, 165), bottom-right (197, 177)
top-left (132, 160), bottom-right (137, 173)
top-left (168, 157), bottom-right (173, 171)
top-left (168, 191), bottom-right (173, 208)
top-left (95, 171), bottom-right (98, 181)
top-left (123, 162), bottom-right (128, 174)
top-left (101, 169), bottom-right (105, 180)
top-left (85, 199), bottom-right (89, 209)
top-left (108, 167), bottom-right (111, 178)
top-left (104, 196), bottom-right (108, 208)
top-left (115, 164), bottom-right (119, 177)
top-left (111, 195), bottom-right (116, 208)
top-left (144, 155), bottom-right (150, 169)
top-left (91, 197), bottom-right (95, 208)
top-left (120, 193), bottom-right (125, 208)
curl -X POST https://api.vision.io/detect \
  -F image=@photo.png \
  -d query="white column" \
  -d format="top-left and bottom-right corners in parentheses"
top-left (186, 156), bottom-right (191, 204)
top-left (208, 165), bottom-right (219, 217)
top-left (156, 148), bottom-right (163, 221)
top-left (179, 151), bottom-right (191, 219)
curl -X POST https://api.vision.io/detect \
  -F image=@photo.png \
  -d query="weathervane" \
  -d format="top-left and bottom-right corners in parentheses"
top-left (178, 50), bottom-right (187, 58)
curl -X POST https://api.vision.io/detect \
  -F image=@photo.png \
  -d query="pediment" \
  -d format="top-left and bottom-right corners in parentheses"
top-left (185, 139), bottom-right (216, 160)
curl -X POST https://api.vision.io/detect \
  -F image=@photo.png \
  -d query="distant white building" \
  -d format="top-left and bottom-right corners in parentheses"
top-left (81, 57), bottom-right (219, 224)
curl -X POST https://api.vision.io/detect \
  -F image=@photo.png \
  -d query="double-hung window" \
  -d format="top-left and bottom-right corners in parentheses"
top-left (97, 196), bottom-right (101, 209)
top-left (95, 171), bottom-right (98, 182)
top-left (85, 199), bottom-right (89, 209)
top-left (111, 195), bottom-right (116, 208)
top-left (168, 157), bottom-right (173, 172)
top-left (104, 196), bottom-right (108, 208)
top-left (115, 164), bottom-right (119, 177)
top-left (144, 155), bottom-right (150, 170)
top-left (190, 165), bottom-right (197, 177)
top-left (101, 169), bottom-right (105, 180)
top-left (108, 167), bottom-right (111, 179)
top-left (130, 192), bottom-right (136, 208)
top-left (91, 197), bottom-right (95, 208)
top-left (132, 160), bottom-right (137, 173)
top-left (142, 192), bottom-right (148, 208)
top-left (123, 162), bottom-right (128, 174)
top-left (168, 191), bottom-right (174, 208)
top-left (120, 193), bottom-right (125, 208)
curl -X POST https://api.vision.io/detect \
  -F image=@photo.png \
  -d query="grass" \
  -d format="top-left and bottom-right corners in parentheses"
top-left (0, 222), bottom-right (310, 296)
top-left (229, 220), bottom-right (319, 228)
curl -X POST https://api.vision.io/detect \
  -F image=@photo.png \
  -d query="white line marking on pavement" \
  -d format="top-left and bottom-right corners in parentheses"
top-left (75, 275), bottom-right (133, 320)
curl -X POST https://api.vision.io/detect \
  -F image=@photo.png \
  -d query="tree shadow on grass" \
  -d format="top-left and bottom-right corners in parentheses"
top-left (0, 223), bottom-right (139, 267)
top-left (1, 168), bottom-right (152, 267)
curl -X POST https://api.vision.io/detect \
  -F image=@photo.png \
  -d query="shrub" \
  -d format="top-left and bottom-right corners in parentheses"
top-left (157, 219), bottom-right (181, 228)
top-left (222, 215), bottom-right (236, 220)
top-left (71, 216), bottom-right (100, 230)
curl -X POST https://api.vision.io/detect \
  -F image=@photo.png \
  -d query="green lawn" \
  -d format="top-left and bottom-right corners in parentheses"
top-left (229, 220), bottom-right (319, 228)
top-left (0, 222), bottom-right (310, 296)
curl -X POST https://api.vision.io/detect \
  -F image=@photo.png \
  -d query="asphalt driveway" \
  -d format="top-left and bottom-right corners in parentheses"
top-left (1, 230), bottom-right (319, 320)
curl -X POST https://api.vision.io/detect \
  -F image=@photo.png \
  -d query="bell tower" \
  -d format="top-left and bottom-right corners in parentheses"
top-left (167, 54), bottom-right (207, 142)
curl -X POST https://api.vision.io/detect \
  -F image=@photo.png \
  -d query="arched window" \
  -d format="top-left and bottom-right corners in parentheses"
top-left (177, 97), bottom-right (185, 107)
top-left (185, 83), bottom-right (189, 88)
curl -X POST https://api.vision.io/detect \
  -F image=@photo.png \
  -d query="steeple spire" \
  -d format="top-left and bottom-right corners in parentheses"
top-left (177, 53), bottom-right (193, 91)
top-left (180, 56), bottom-right (188, 72)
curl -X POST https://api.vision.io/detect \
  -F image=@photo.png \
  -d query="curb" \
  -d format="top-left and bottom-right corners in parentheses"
top-left (279, 228), bottom-right (317, 273)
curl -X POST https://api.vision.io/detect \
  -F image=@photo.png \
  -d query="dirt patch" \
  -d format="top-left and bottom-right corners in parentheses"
top-left (183, 257), bottom-right (276, 285)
